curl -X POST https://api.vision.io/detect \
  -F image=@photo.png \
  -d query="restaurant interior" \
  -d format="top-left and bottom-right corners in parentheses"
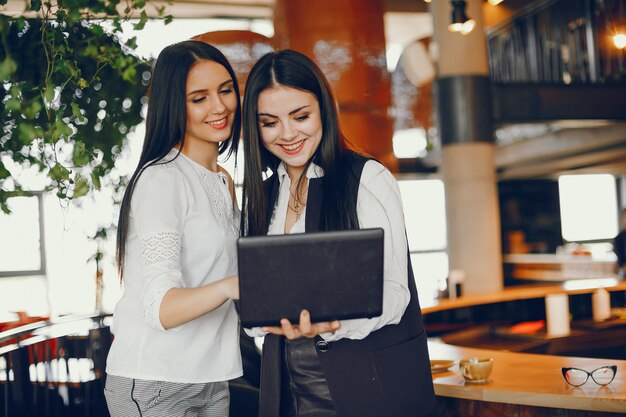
top-left (1, 0), bottom-right (626, 415)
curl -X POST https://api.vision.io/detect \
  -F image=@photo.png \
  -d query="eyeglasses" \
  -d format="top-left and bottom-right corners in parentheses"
top-left (561, 366), bottom-right (617, 387)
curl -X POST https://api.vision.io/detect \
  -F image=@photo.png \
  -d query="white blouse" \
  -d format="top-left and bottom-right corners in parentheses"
top-left (247, 160), bottom-right (410, 342)
top-left (106, 148), bottom-right (242, 383)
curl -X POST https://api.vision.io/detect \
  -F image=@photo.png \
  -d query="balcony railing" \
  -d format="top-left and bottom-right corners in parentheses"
top-left (0, 313), bottom-right (112, 417)
top-left (0, 313), bottom-right (261, 417)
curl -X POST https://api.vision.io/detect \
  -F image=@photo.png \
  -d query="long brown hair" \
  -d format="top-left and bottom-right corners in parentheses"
top-left (240, 49), bottom-right (361, 236)
top-left (116, 41), bottom-right (241, 279)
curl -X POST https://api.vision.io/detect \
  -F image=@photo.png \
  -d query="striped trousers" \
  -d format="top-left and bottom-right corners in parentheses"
top-left (104, 374), bottom-right (229, 417)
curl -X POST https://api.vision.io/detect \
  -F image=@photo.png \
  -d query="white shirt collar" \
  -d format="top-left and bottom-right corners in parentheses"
top-left (276, 161), bottom-right (324, 184)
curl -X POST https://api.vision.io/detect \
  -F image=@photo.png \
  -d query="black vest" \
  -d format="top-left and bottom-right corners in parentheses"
top-left (258, 155), bottom-right (436, 417)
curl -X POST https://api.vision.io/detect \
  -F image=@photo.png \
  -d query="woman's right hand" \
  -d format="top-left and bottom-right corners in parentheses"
top-left (262, 309), bottom-right (340, 340)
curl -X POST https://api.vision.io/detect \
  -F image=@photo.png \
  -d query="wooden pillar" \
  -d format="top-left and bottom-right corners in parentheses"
top-left (192, 30), bottom-right (275, 90)
top-left (431, 0), bottom-right (503, 294)
top-left (273, 0), bottom-right (397, 169)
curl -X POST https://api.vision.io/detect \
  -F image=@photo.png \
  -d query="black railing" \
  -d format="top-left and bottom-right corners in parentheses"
top-left (487, 0), bottom-right (626, 84)
top-left (0, 313), bottom-right (112, 417)
top-left (0, 314), bottom-right (261, 417)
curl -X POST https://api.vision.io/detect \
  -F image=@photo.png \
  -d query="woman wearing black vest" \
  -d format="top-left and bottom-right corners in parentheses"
top-left (240, 49), bottom-right (436, 417)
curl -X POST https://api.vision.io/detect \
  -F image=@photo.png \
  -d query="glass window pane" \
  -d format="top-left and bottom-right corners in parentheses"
top-left (558, 174), bottom-right (618, 241)
top-left (399, 179), bottom-right (447, 251)
top-left (0, 196), bottom-right (42, 272)
top-left (411, 251), bottom-right (448, 307)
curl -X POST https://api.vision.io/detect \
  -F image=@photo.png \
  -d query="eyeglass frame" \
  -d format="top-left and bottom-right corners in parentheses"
top-left (561, 365), bottom-right (617, 387)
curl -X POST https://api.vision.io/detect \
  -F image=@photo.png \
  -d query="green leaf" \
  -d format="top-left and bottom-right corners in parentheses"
top-left (77, 78), bottom-right (89, 89)
top-left (164, 15), bottom-right (173, 25)
top-left (133, 10), bottom-right (148, 30)
top-left (91, 170), bottom-right (101, 190)
top-left (5, 97), bottom-right (21, 112)
top-left (24, 99), bottom-right (43, 119)
top-left (72, 141), bottom-right (90, 166)
top-left (68, 8), bottom-right (81, 24)
top-left (95, 227), bottom-right (108, 239)
top-left (0, 57), bottom-right (17, 81)
top-left (17, 123), bottom-right (39, 143)
top-left (122, 67), bottom-right (137, 82)
top-left (15, 17), bottom-right (26, 31)
top-left (90, 24), bottom-right (104, 37)
top-left (84, 44), bottom-right (98, 57)
top-left (49, 163), bottom-right (71, 181)
top-left (51, 118), bottom-right (73, 142)
top-left (0, 161), bottom-right (10, 179)
top-left (70, 102), bottom-right (85, 122)
top-left (30, 0), bottom-right (41, 11)
top-left (44, 85), bottom-right (55, 103)
top-left (125, 36), bottom-right (137, 50)
top-left (72, 176), bottom-right (90, 198)
top-left (134, 0), bottom-right (146, 8)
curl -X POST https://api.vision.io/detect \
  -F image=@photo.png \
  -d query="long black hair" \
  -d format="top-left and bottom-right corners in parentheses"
top-left (241, 49), bottom-right (361, 236)
top-left (116, 40), bottom-right (241, 279)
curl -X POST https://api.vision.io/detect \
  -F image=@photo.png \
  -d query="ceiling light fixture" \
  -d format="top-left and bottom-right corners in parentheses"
top-left (488, 0), bottom-right (504, 5)
top-left (613, 33), bottom-right (626, 50)
top-left (448, 0), bottom-right (476, 35)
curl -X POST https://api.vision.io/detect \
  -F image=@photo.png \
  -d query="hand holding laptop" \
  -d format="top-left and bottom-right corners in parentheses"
top-left (261, 309), bottom-right (341, 339)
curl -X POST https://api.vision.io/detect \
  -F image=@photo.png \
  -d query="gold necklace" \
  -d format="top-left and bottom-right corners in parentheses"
top-left (288, 186), bottom-right (307, 220)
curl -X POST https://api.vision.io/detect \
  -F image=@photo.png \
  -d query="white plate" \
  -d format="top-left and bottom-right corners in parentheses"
top-left (430, 360), bottom-right (455, 373)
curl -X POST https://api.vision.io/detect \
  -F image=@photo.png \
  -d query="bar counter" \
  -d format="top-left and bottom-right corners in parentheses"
top-left (428, 340), bottom-right (626, 414)
top-left (423, 279), bottom-right (626, 415)
top-left (421, 278), bottom-right (626, 314)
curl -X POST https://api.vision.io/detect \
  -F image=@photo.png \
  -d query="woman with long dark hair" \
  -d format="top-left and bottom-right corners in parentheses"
top-left (105, 40), bottom-right (242, 417)
top-left (241, 49), bottom-right (436, 417)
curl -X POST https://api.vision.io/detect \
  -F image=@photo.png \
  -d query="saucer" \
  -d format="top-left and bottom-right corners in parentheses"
top-left (464, 378), bottom-right (491, 384)
top-left (430, 360), bottom-right (455, 373)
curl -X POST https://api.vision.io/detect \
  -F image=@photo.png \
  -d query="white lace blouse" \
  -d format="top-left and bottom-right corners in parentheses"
top-left (106, 148), bottom-right (242, 383)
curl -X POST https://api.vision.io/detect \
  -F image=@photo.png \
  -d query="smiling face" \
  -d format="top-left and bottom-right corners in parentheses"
top-left (257, 85), bottom-right (323, 180)
top-left (184, 59), bottom-right (238, 149)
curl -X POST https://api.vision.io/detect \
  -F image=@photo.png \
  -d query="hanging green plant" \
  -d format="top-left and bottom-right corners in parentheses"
top-left (0, 0), bottom-right (170, 214)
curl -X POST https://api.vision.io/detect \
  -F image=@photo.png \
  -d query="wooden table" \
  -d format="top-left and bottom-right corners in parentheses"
top-left (429, 341), bottom-right (626, 415)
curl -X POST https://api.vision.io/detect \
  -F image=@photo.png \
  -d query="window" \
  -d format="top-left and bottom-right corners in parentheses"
top-left (558, 174), bottom-right (618, 242)
top-left (398, 178), bottom-right (448, 304)
top-left (0, 193), bottom-right (46, 277)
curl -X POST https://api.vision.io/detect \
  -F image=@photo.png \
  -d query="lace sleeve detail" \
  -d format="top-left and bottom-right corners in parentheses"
top-left (140, 231), bottom-right (185, 331)
top-left (141, 232), bottom-right (181, 266)
top-left (143, 275), bottom-right (186, 331)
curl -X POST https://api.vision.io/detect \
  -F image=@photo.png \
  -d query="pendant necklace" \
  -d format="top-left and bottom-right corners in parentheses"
top-left (288, 185), bottom-right (307, 221)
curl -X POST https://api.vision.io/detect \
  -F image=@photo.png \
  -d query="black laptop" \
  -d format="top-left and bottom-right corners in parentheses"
top-left (237, 228), bottom-right (384, 328)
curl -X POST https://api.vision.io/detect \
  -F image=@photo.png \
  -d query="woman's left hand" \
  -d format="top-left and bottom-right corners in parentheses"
top-left (262, 309), bottom-right (340, 340)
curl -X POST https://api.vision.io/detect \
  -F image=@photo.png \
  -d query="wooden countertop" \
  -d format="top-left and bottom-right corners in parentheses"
top-left (428, 341), bottom-right (626, 413)
top-left (421, 278), bottom-right (626, 314)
